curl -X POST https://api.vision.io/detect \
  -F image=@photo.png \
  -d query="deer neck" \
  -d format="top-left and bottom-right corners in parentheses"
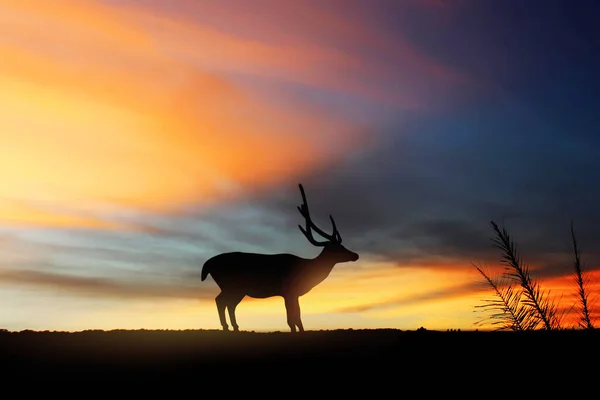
top-left (309, 248), bottom-right (338, 275)
top-left (288, 248), bottom-right (338, 297)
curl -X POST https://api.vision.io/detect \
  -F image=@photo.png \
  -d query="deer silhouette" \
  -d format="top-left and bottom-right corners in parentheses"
top-left (201, 183), bottom-right (359, 332)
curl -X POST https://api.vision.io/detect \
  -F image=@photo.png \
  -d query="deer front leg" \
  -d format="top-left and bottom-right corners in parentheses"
top-left (296, 304), bottom-right (304, 333)
top-left (284, 296), bottom-right (303, 333)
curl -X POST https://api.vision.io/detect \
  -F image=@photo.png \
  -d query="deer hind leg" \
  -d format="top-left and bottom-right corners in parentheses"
top-left (284, 296), bottom-right (303, 333)
top-left (226, 294), bottom-right (245, 332)
top-left (215, 292), bottom-right (229, 331)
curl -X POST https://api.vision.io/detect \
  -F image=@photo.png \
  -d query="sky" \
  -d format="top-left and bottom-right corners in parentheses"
top-left (1, 0), bottom-right (599, 332)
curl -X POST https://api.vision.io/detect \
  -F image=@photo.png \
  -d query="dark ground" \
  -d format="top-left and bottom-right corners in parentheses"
top-left (1, 328), bottom-right (597, 392)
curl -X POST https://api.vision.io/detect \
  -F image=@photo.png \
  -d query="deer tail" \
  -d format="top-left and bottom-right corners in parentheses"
top-left (201, 258), bottom-right (213, 281)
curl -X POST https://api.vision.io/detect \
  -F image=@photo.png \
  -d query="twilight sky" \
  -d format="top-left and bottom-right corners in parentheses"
top-left (1, 0), bottom-right (599, 332)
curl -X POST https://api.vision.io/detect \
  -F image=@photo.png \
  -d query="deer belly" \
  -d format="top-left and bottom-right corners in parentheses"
top-left (241, 279), bottom-right (283, 298)
top-left (247, 291), bottom-right (279, 299)
top-left (246, 286), bottom-right (282, 298)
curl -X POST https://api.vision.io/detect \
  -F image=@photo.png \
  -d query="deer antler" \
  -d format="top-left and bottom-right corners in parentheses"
top-left (297, 183), bottom-right (342, 246)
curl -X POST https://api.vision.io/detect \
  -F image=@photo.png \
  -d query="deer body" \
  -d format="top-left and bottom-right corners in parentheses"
top-left (202, 250), bottom-right (338, 298)
top-left (201, 184), bottom-right (359, 332)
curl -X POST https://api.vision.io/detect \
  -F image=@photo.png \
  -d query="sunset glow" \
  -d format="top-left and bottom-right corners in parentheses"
top-left (1, 0), bottom-right (598, 333)
top-left (0, 0), bottom-right (360, 220)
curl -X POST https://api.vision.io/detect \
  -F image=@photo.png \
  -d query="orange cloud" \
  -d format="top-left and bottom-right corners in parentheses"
top-left (0, 0), bottom-right (361, 227)
top-left (114, 0), bottom-right (466, 108)
top-left (112, 2), bottom-right (407, 107)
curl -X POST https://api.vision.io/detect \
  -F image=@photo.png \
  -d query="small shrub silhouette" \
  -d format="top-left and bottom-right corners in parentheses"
top-left (475, 220), bottom-right (596, 331)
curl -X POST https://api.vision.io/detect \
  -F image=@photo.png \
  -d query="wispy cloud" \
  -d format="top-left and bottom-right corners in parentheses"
top-left (0, 0), bottom-right (371, 228)
top-left (109, 0), bottom-right (468, 108)
top-left (336, 281), bottom-right (487, 313)
top-left (0, 269), bottom-right (209, 300)
top-left (0, 0), bottom-right (474, 230)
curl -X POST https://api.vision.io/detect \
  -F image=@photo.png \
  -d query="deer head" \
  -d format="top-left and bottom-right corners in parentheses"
top-left (297, 184), bottom-right (359, 263)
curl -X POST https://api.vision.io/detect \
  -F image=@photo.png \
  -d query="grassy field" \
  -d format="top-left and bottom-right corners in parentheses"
top-left (1, 328), bottom-right (597, 389)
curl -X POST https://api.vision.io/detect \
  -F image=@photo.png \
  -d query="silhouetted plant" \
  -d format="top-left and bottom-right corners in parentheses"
top-left (475, 221), bottom-right (562, 331)
top-left (570, 221), bottom-right (595, 330)
top-left (474, 264), bottom-right (538, 331)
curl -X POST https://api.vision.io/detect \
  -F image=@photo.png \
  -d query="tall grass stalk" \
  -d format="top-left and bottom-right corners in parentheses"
top-left (490, 221), bottom-right (561, 330)
top-left (570, 221), bottom-right (595, 330)
top-left (476, 221), bottom-right (562, 330)
top-left (474, 264), bottom-right (538, 331)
